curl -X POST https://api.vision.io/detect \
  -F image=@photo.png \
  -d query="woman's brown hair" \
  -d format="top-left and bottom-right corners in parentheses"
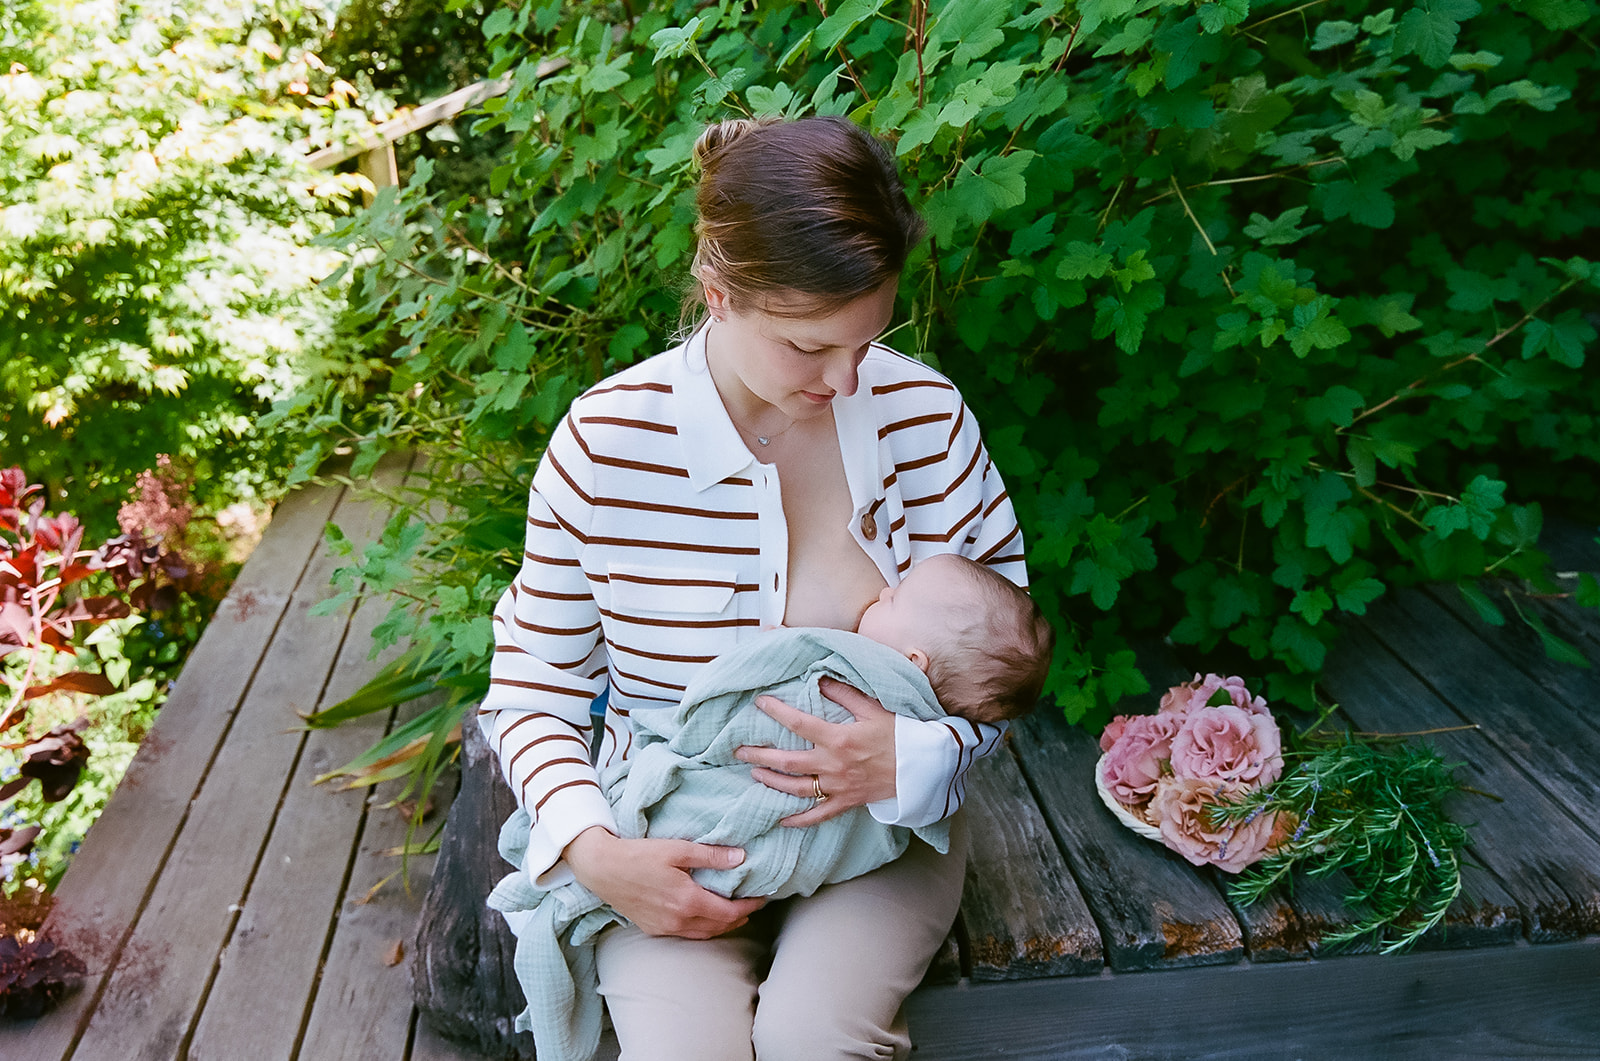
top-left (683, 116), bottom-right (926, 327)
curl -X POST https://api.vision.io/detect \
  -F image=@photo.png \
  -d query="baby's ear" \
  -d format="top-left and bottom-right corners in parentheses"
top-left (906, 648), bottom-right (931, 673)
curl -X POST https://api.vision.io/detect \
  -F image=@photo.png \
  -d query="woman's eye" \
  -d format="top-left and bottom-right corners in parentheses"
top-left (789, 342), bottom-right (824, 355)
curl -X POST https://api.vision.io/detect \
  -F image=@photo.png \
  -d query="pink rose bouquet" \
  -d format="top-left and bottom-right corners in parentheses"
top-left (1096, 673), bottom-right (1289, 873)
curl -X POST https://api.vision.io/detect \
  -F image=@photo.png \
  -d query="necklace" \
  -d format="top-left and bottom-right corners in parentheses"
top-left (740, 415), bottom-right (795, 447)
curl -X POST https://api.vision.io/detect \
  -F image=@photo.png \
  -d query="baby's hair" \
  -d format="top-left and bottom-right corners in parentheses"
top-left (924, 558), bottom-right (1055, 725)
top-left (680, 116), bottom-right (925, 332)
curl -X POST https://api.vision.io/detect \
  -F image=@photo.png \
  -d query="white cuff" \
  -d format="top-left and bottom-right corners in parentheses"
top-left (865, 714), bottom-right (962, 829)
top-left (520, 788), bottom-right (619, 889)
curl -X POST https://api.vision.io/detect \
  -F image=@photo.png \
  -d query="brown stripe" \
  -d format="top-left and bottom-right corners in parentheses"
top-left (526, 755), bottom-right (593, 777)
top-left (546, 506), bottom-right (592, 546)
top-left (981, 489), bottom-right (1010, 518)
top-left (903, 447), bottom-right (981, 508)
top-left (495, 712), bottom-right (583, 746)
top-left (586, 535), bottom-right (759, 555)
top-left (511, 613), bottom-right (602, 637)
top-left (878, 411), bottom-right (950, 440)
top-left (871, 378), bottom-right (953, 397)
top-left (600, 607), bottom-right (758, 631)
top-left (978, 525), bottom-right (1023, 563)
top-left (517, 584), bottom-right (593, 602)
top-left (606, 638), bottom-right (719, 665)
top-left (527, 513), bottom-right (560, 530)
top-left (588, 380), bottom-right (672, 398)
top-left (892, 451), bottom-right (944, 475)
top-left (939, 721), bottom-right (966, 819)
top-left (547, 449), bottom-right (597, 506)
top-left (908, 501), bottom-right (982, 544)
top-left (572, 421), bottom-right (689, 478)
top-left (613, 664), bottom-right (689, 694)
top-left (945, 404), bottom-right (968, 448)
top-left (524, 550), bottom-right (582, 567)
top-left (489, 676), bottom-right (597, 697)
top-left (581, 415), bottom-right (677, 434)
top-left (507, 737), bottom-right (591, 778)
top-left (591, 495), bottom-right (758, 520)
top-left (531, 777), bottom-right (602, 815)
top-left (609, 571), bottom-right (753, 592)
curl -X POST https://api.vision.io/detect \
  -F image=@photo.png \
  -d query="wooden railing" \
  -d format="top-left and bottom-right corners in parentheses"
top-left (304, 60), bottom-right (564, 198)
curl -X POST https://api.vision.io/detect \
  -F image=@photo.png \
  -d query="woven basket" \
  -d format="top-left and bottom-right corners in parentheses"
top-left (1093, 753), bottom-right (1163, 842)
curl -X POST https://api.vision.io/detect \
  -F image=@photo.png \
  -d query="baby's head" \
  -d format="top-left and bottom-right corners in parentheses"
top-left (856, 554), bottom-right (1054, 725)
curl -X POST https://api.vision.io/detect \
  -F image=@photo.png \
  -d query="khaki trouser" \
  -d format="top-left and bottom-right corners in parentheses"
top-left (594, 811), bottom-right (969, 1061)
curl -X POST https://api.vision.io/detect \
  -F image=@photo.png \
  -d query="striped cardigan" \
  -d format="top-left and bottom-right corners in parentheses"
top-left (480, 327), bottom-right (1028, 885)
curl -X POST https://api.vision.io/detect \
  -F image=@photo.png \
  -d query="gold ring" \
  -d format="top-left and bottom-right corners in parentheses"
top-left (813, 775), bottom-right (827, 802)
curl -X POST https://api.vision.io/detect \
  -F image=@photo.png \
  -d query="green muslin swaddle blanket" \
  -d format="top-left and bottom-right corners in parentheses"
top-left (488, 627), bottom-right (952, 1061)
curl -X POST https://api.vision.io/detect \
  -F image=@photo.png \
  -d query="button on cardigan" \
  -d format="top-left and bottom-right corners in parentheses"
top-left (479, 327), bottom-right (1029, 886)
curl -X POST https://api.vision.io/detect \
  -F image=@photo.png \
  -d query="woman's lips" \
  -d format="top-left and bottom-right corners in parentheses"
top-left (801, 390), bottom-right (834, 404)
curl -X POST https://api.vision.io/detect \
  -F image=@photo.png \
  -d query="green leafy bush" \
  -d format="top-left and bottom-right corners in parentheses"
top-left (283, 0), bottom-right (1600, 759)
top-left (0, 0), bottom-right (357, 528)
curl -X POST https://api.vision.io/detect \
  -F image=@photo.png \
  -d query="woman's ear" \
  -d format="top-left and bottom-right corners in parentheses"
top-left (906, 648), bottom-right (931, 673)
top-left (699, 265), bottom-right (731, 319)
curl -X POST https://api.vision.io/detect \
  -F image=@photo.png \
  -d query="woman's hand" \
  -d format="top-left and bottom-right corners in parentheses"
top-left (735, 676), bottom-right (897, 827)
top-left (563, 827), bottom-right (766, 939)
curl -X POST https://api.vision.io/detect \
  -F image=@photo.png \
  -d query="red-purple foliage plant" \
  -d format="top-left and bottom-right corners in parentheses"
top-left (1, 464), bottom-right (206, 1018)
top-left (1, 465), bottom-right (199, 866)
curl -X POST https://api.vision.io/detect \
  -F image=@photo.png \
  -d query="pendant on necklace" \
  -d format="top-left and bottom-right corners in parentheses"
top-left (757, 436), bottom-right (771, 446)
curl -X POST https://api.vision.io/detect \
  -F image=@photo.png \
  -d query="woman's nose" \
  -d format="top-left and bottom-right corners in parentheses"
top-left (824, 350), bottom-right (860, 397)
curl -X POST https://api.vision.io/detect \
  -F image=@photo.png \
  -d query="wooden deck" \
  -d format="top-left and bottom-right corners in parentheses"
top-left (6, 469), bottom-right (1600, 1059)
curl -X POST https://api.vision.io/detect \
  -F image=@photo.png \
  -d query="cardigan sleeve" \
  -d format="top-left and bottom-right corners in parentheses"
top-left (479, 412), bottom-right (616, 885)
top-left (870, 383), bottom-right (1027, 828)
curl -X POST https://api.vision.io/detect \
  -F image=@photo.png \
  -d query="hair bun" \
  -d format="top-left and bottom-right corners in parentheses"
top-left (692, 118), bottom-right (774, 169)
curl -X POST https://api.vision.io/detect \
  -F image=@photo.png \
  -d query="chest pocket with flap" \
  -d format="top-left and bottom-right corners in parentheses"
top-left (606, 563), bottom-right (738, 618)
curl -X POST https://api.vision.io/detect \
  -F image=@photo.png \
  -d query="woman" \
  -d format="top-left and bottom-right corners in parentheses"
top-left (481, 115), bottom-right (1029, 1060)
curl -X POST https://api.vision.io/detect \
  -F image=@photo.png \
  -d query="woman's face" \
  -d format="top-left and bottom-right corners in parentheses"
top-left (703, 279), bottom-right (899, 426)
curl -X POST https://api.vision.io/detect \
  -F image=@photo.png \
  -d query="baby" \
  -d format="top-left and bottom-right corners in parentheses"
top-left (852, 551), bottom-right (1054, 725)
top-left (490, 554), bottom-right (1054, 1061)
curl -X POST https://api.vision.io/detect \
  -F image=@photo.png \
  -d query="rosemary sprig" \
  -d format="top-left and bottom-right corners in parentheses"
top-left (1209, 739), bottom-right (1472, 953)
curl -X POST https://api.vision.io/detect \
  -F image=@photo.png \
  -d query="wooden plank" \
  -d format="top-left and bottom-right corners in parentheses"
top-left (1009, 710), bottom-right (1244, 971)
top-left (1541, 516), bottom-right (1600, 571)
top-left (0, 482), bottom-right (344, 1061)
top-left (903, 937), bottom-right (1600, 1060)
top-left (1428, 581), bottom-right (1600, 727)
top-left (189, 459), bottom-right (409, 1061)
top-left (1357, 587), bottom-right (1600, 835)
top-left (66, 488), bottom-right (364, 1061)
top-left (1323, 622), bottom-right (1600, 941)
top-left (1223, 872), bottom-right (1374, 962)
top-left (305, 76), bottom-right (515, 169)
top-left (408, 1017), bottom-right (485, 1061)
top-left (296, 680), bottom-right (445, 1061)
top-left (956, 744), bottom-right (1103, 980)
top-left (356, 143), bottom-right (401, 204)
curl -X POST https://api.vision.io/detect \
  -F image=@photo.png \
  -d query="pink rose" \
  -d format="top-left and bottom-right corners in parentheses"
top-left (1148, 777), bottom-right (1283, 873)
top-left (1099, 715), bottom-right (1131, 753)
top-left (1098, 713), bottom-right (1181, 807)
top-left (1159, 673), bottom-right (1270, 719)
top-left (1169, 704), bottom-right (1283, 787)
